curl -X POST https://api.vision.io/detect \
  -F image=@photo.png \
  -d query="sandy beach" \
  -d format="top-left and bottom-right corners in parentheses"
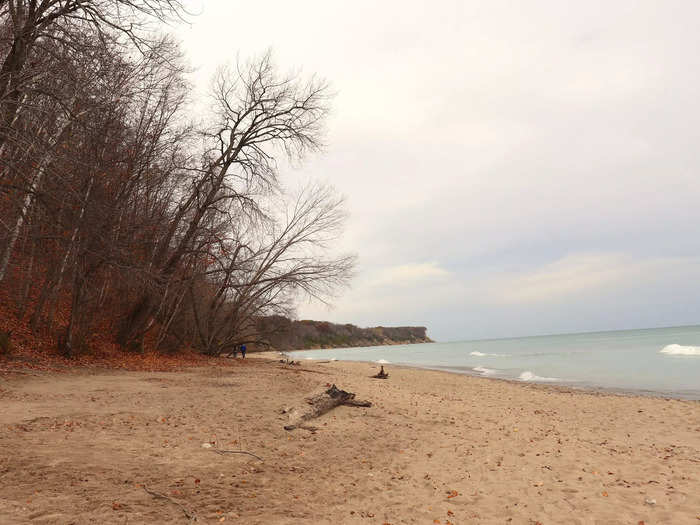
top-left (0, 356), bottom-right (698, 524)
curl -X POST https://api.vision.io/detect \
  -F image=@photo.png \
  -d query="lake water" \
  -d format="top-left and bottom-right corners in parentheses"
top-left (288, 325), bottom-right (700, 400)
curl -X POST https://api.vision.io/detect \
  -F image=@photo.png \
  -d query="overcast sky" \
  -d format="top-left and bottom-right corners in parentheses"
top-left (173, 1), bottom-right (700, 341)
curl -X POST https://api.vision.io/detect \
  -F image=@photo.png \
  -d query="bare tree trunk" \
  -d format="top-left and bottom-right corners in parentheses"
top-left (0, 117), bottom-right (74, 281)
top-left (30, 172), bottom-right (94, 330)
top-left (63, 260), bottom-right (83, 358)
top-left (0, 158), bottom-right (46, 282)
top-left (17, 230), bottom-right (35, 315)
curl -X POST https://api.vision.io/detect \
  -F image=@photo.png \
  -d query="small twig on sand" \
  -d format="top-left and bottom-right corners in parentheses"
top-left (210, 449), bottom-right (263, 461)
top-left (143, 485), bottom-right (197, 522)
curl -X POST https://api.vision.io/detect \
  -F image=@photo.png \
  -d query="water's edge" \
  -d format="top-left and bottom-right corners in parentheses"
top-left (282, 353), bottom-right (700, 401)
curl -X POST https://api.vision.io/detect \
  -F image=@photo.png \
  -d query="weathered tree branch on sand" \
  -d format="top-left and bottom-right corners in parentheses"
top-left (283, 384), bottom-right (372, 431)
top-left (143, 485), bottom-right (197, 522)
top-left (372, 366), bottom-right (389, 379)
top-left (343, 399), bottom-right (373, 407)
top-left (277, 366), bottom-right (330, 375)
top-left (210, 449), bottom-right (263, 461)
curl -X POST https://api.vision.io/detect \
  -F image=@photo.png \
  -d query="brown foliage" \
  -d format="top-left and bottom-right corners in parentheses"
top-left (0, 8), bottom-right (353, 364)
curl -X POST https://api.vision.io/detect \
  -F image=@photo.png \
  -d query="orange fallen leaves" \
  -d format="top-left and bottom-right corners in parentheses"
top-left (0, 296), bottom-right (220, 374)
top-left (446, 490), bottom-right (459, 499)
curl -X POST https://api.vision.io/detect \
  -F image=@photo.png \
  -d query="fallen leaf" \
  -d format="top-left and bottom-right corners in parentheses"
top-left (447, 510), bottom-right (454, 516)
top-left (447, 490), bottom-right (459, 499)
top-left (194, 478), bottom-right (200, 484)
top-left (601, 491), bottom-right (608, 497)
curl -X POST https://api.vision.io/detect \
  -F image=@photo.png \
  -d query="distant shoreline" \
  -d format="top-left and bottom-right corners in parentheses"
top-left (274, 337), bottom-right (433, 352)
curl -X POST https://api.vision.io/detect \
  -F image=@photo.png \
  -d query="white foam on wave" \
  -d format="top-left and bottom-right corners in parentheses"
top-left (470, 351), bottom-right (508, 357)
top-left (519, 370), bottom-right (559, 382)
top-left (473, 366), bottom-right (496, 375)
top-left (376, 359), bottom-right (390, 364)
top-left (660, 344), bottom-right (700, 356)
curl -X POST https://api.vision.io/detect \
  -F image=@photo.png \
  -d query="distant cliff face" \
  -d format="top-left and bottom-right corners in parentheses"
top-left (255, 316), bottom-right (432, 350)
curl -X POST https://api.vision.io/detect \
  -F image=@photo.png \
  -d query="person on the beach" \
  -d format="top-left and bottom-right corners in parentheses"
top-left (241, 344), bottom-right (246, 358)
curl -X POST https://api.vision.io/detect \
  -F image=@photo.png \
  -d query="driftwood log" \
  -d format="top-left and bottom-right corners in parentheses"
top-left (372, 365), bottom-right (389, 379)
top-left (283, 384), bottom-right (371, 431)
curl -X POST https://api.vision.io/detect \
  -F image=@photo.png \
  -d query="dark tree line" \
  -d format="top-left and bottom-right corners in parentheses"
top-left (0, 1), bottom-right (354, 357)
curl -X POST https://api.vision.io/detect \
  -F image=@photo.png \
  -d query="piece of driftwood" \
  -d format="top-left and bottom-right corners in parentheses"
top-left (210, 449), bottom-right (263, 461)
top-left (284, 384), bottom-right (371, 431)
top-left (371, 365), bottom-right (389, 379)
top-left (143, 485), bottom-right (197, 522)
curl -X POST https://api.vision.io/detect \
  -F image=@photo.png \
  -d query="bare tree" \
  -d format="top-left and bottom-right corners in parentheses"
top-left (183, 183), bottom-right (355, 355)
top-left (0, 10), bottom-right (355, 360)
top-left (117, 52), bottom-right (332, 346)
top-left (0, 0), bottom-right (186, 155)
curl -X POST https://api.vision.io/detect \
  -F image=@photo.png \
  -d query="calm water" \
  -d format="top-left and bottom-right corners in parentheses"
top-left (288, 325), bottom-right (700, 400)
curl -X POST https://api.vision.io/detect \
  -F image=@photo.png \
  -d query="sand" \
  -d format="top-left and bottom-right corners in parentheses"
top-left (0, 356), bottom-right (698, 524)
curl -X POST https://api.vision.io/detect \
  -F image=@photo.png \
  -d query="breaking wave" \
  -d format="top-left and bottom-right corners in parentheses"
top-left (376, 359), bottom-right (390, 364)
top-left (473, 366), bottom-right (496, 375)
top-left (470, 351), bottom-right (508, 357)
top-left (518, 370), bottom-right (559, 382)
top-left (660, 344), bottom-right (700, 356)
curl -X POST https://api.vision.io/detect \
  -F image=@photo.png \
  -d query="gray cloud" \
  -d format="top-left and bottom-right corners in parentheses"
top-left (176, 1), bottom-right (700, 340)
